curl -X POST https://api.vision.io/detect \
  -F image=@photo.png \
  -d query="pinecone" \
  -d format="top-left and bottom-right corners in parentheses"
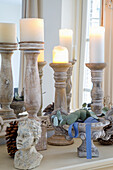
top-left (6, 121), bottom-right (18, 158)
top-left (43, 102), bottom-right (54, 115)
top-left (98, 124), bottom-right (113, 145)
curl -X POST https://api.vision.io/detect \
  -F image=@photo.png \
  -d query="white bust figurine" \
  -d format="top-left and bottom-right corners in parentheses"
top-left (14, 119), bottom-right (43, 170)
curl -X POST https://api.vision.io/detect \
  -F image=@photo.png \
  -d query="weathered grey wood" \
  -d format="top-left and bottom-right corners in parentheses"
top-left (19, 42), bottom-right (43, 121)
top-left (66, 60), bottom-right (76, 113)
top-left (50, 63), bottom-right (71, 113)
top-left (35, 116), bottom-right (48, 151)
top-left (48, 63), bottom-right (74, 146)
top-left (37, 61), bottom-right (47, 116)
top-left (0, 43), bottom-right (17, 119)
top-left (86, 63), bottom-right (106, 115)
top-left (24, 52), bottom-right (41, 119)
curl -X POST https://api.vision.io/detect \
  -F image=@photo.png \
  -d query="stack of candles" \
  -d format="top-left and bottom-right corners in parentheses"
top-left (52, 29), bottom-right (73, 63)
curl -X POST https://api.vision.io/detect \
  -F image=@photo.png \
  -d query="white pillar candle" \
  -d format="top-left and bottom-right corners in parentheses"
top-left (37, 50), bottom-right (44, 62)
top-left (20, 18), bottom-right (44, 42)
top-left (0, 23), bottom-right (17, 43)
top-left (59, 29), bottom-right (73, 61)
top-left (53, 46), bottom-right (68, 63)
top-left (89, 26), bottom-right (105, 63)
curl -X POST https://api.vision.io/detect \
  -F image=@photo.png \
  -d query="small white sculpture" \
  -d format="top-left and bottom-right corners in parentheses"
top-left (14, 118), bottom-right (43, 170)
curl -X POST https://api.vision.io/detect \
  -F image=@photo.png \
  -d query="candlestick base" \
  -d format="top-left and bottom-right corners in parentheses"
top-left (86, 63), bottom-right (106, 115)
top-left (47, 134), bottom-right (74, 146)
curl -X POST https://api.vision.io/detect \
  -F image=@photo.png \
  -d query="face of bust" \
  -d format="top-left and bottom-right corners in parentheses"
top-left (16, 125), bottom-right (34, 150)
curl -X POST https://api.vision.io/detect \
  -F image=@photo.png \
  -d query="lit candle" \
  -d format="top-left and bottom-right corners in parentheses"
top-left (59, 29), bottom-right (73, 61)
top-left (37, 50), bottom-right (44, 62)
top-left (0, 23), bottom-right (17, 43)
top-left (20, 18), bottom-right (44, 42)
top-left (89, 26), bottom-right (105, 63)
top-left (53, 46), bottom-right (68, 63)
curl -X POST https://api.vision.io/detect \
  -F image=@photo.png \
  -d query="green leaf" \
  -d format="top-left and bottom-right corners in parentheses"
top-left (90, 111), bottom-right (99, 120)
top-left (53, 117), bottom-right (58, 126)
top-left (82, 103), bottom-right (87, 108)
top-left (71, 110), bottom-right (80, 118)
top-left (66, 114), bottom-right (78, 125)
top-left (80, 109), bottom-right (87, 121)
top-left (86, 110), bottom-right (91, 118)
top-left (51, 115), bottom-right (55, 120)
top-left (102, 107), bottom-right (109, 115)
top-left (56, 110), bottom-right (62, 120)
top-left (60, 119), bottom-right (67, 126)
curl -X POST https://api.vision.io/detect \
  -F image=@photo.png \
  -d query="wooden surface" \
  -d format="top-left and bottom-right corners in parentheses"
top-left (50, 63), bottom-right (71, 113)
top-left (0, 138), bottom-right (113, 170)
top-left (24, 52), bottom-right (41, 119)
top-left (85, 63), bottom-right (106, 70)
top-left (38, 61), bottom-right (47, 116)
top-left (0, 52), bottom-right (16, 119)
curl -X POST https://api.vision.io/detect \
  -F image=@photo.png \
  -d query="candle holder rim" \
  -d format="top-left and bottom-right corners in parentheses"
top-left (78, 119), bottom-right (109, 128)
top-left (0, 42), bottom-right (18, 45)
top-left (49, 63), bottom-right (72, 67)
top-left (86, 63), bottom-right (107, 70)
top-left (19, 41), bottom-right (44, 51)
top-left (38, 61), bottom-right (47, 66)
top-left (19, 41), bottom-right (44, 44)
top-left (0, 43), bottom-right (18, 51)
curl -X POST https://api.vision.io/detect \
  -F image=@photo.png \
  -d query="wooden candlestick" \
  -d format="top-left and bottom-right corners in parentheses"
top-left (47, 63), bottom-right (74, 146)
top-left (66, 60), bottom-right (76, 113)
top-left (86, 63), bottom-right (106, 115)
top-left (19, 42), bottom-right (44, 120)
top-left (0, 43), bottom-right (17, 119)
top-left (37, 61), bottom-right (47, 116)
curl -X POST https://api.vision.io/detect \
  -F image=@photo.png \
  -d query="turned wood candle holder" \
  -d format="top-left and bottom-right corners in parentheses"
top-left (0, 43), bottom-right (17, 120)
top-left (19, 42), bottom-right (44, 120)
top-left (86, 63), bottom-right (106, 115)
top-left (37, 61), bottom-right (47, 116)
top-left (66, 60), bottom-right (76, 113)
top-left (47, 63), bottom-right (74, 146)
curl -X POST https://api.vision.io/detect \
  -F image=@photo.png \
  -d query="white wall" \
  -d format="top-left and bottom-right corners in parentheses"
top-left (41, 0), bottom-right (62, 110)
top-left (0, 0), bottom-right (22, 88)
top-left (61, 0), bottom-right (78, 110)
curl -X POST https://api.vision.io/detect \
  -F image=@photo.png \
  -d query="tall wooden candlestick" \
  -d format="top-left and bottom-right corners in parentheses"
top-left (86, 63), bottom-right (106, 115)
top-left (37, 61), bottom-right (47, 116)
top-left (19, 42), bottom-right (44, 120)
top-left (0, 43), bottom-right (17, 119)
top-left (47, 63), bottom-right (74, 146)
top-left (66, 60), bottom-right (76, 113)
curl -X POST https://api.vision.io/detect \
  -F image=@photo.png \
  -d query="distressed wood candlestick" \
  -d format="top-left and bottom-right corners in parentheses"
top-left (48, 63), bottom-right (74, 146)
top-left (37, 61), bottom-right (47, 116)
top-left (86, 63), bottom-right (106, 115)
top-left (0, 43), bottom-right (17, 119)
top-left (66, 60), bottom-right (76, 113)
top-left (19, 42), bottom-right (44, 120)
